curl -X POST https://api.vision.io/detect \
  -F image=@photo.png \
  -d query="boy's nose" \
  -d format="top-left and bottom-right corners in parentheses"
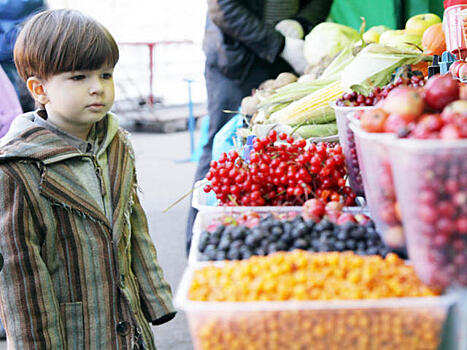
top-left (89, 80), bottom-right (104, 95)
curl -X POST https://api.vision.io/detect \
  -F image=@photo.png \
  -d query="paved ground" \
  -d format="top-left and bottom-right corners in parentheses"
top-left (0, 130), bottom-right (198, 350)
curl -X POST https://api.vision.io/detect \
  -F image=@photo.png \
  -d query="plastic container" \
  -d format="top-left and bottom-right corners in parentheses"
top-left (189, 206), bottom-right (370, 264)
top-left (349, 123), bottom-right (405, 249)
top-left (331, 103), bottom-right (374, 197)
top-left (175, 265), bottom-right (455, 350)
top-left (443, 0), bottom-right (467, 58)
top-left (389, 138), bottom-right (467, 290)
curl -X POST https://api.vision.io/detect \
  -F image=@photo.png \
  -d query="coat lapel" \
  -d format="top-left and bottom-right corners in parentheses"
top-left (107, 135), bottom-right (135, 243)
top-left (39, 161), bottom-right (111, 230)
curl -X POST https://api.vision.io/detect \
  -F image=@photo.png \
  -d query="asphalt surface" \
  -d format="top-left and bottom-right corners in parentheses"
top-left (0, 130), bottom-right (197, 350)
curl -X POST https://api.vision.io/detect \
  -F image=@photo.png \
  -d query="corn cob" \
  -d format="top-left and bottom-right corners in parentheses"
top-left (269, 81), bottom-right (344, 125)
top-left (295, 122), bottom-right (338, 139)
top-left (259, 78), bottom-right (335, 106)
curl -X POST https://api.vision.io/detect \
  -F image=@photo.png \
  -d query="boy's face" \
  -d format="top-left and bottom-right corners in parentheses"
top-left (32, 65), bottom-right (115, 139)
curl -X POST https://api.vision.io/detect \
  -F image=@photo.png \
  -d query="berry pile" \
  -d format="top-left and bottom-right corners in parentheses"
top-left (335, 76), bottom-right (425, 107)
top-left (198, 214), bottom-right (391, 261)
top-left (190, 251), bottom-right (439, 302)
top-left (188, 251), bottom-right (442, 350)
top-left (203, 131), bottom-right (356, 206)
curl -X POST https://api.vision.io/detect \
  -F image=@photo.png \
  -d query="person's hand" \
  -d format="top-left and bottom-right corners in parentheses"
top-left (279, 37), bottom-right (308, 75)
top-left (275, 19), bottom-right (304, 39)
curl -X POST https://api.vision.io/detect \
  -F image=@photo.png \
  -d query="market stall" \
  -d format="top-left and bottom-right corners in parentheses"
top-left (177, 3), bottom-right (467, 349)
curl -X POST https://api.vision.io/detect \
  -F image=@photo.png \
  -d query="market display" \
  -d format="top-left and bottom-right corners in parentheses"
top-left (177, 7), bottom-right (467, 350)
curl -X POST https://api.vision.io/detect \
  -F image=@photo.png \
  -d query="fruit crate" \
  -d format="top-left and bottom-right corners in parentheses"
top-left (331, 102), bottom-right (374, 197)
top-left (389, 138), bottom-right (467, 290)
top-left (189, 206), bottom-right (372, 265)
top-left (175, 265), bottom-right (456, 350)
top-left (349, 123), bottom-right (405, 249)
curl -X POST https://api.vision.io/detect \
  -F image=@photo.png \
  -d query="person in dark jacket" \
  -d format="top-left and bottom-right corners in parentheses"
top-left (186, 0), bottom-right (334, 252)
top-left (0, 0), bottom-right (45, 112)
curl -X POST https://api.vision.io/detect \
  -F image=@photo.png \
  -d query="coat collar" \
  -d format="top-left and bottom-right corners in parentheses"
top-left (0, 111), bottom-right (119, 164)
top-left (0, 112), bottom-right (131, 235)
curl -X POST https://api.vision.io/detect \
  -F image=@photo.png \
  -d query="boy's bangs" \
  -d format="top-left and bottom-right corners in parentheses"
top-left (57, 23), bottom-right (119, 73)
top-left (67, 30), bottom-right (119, 72)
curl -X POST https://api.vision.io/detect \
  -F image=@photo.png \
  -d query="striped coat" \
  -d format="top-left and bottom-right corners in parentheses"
top-left (0, 113), bottom-right (175, 349)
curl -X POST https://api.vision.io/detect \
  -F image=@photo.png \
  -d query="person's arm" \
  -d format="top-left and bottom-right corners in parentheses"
top-left (130, 189), bottom-right (176, 325)
top-left (0, 0), bottom-right (46, 61)
top-left (295, 0), bottom-right (334, 33)
top-left (0, 25), bottom-right (19, 62)
top-left (0, 168), bottom-right (65, 349)
top-left (207, 0), bottom-right (285, 63)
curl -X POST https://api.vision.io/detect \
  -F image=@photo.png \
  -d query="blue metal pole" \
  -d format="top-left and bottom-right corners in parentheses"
top-left (186, 78), bottom-right (195, 157)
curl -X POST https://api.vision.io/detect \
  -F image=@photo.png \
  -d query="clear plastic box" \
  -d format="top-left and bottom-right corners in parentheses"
top-left (175, 265), bottom-right (455, 350)
top-left (331, 103), bottom-right (374, 197)
top-left (389, 138), bottom-right (467, 290)
top-left (349, 123), bottom-right (405, 249)
top-left (444, 3), bottom-right (467, 57)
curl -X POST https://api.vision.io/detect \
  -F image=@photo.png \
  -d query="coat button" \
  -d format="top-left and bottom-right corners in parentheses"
top-left (116, 321), bottom-right (130, 336)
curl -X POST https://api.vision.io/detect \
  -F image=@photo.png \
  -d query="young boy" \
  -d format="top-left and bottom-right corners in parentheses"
top-left (0, 9), bottom-right (175, 349)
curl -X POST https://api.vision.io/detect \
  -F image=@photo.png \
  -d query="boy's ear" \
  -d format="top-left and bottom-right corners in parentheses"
top-left (26, 77), bottom-right (49, 105)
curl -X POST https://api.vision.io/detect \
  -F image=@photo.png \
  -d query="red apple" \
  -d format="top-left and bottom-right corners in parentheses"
top-left (460, 64), bottom-right (467, 81)
top-left (456, 115), bottom-right (467, 137)
top-left (325, 201), bottom-right (343, 215)
top-left (336, 213), bottom-right (357, 225)
top-left (440, 124), bottom-right (462, 139)
top-left (384, 113), bottom-right (411, 133)
top-left (360, 108), bottom-right (389, 133)
top-left (449, 61), bottom-right (464, 78)
top-left (354, 214), bottom-right (371, 225)
top-left (460, 83), bottom-right (467, 100)
top-left (302, 198), bottom-right (325, 221)
top-left (410, 114), bottom-right (444, 138)
top-left (442, 100), bottom-right (467, 122)
top-left (382, 86), bottom-right (425, 117)
top-left (418, 113), bottom-right (445, 131)
top-left (424, 74), bottom-right (460, 111)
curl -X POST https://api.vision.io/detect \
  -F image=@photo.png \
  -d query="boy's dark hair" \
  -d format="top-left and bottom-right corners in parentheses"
top-left (14, 9), bottom-right (119, 81)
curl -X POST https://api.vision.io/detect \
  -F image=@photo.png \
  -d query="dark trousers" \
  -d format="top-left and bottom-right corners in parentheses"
top-left (185, 58), bottom-right (291, 253)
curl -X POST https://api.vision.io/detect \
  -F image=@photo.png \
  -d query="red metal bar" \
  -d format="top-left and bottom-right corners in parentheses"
top-left (118, 40), bottom-right (194, 106)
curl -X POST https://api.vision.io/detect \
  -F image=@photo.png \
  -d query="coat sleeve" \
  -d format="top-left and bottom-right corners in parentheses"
top-left (207, 0), bottom-right (285, 64)
top-left (0, 168), bottom-right (65, 349)
top-left (130, 190), bottom-right (176, 325)
top-left (295, 0), bottom-right (334, 33)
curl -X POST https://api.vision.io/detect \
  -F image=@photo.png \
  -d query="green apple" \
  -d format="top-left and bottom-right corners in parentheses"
top-left (363, 25), bottom-right (390, 43)
top-left (379, 29), bottom-right (422, 52)
top-left (405, 13), bottom-right (441, 36)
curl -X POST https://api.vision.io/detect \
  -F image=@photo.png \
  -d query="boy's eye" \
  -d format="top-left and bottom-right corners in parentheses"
top-left (101, 72), bottom-right (113, 79)
top-left (71, 75), bottom-right (86, 81)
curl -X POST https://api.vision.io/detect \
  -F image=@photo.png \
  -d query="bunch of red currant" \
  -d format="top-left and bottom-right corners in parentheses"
top-left (203, 131), bottom-right (357, 207)
top-left (335, 76), bottom-right (425, 107)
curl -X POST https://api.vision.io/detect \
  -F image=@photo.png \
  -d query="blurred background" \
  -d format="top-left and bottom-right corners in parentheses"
top-left (47, 0), bottom-right (208, 127)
